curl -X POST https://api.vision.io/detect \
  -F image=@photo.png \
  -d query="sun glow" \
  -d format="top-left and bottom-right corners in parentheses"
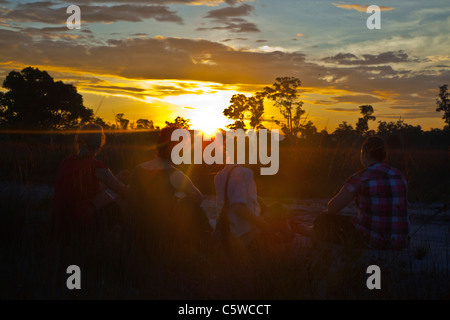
top-left (162, 89), bottom-right (236, 135)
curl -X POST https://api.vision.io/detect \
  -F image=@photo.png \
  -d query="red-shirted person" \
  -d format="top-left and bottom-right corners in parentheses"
top-left (293, 136), bottom-right (410, 250)
top-left (53, 124), bottom-right (128, 242)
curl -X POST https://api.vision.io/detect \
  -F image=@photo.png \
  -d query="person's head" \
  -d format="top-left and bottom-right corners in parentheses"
top-left (75, 123), bottom-right (105, 157)
top-left (361, 135), bottom-right (387, 168)
top-left (156, 126), bottom-right (181, 162)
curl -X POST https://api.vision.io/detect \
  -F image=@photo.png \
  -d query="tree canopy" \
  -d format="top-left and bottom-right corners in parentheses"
top-left (223, 92), bottom-right (264, 130)
top-left (263, 77), bottom-right (305, 138)
top-left (0, 67), bottom-right (93, 129)
top-left (165, 116), bottom-right (191, 129)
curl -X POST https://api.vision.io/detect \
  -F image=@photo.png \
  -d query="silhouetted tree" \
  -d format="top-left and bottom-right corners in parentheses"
top-left (136, 118), bottom-right (154, 130)
top-left (223, 94), bottom-right (247, 130)
top-left (248, 92), bottom-right (265, 130)
top-left (333, 121), bottom-right (355, 137)
top-left (299, 120), bottom-right (317, 139)
top-left (0, 67), bottom-right (93, 129)
top-left (223, 92), bottom-right (265, 130)
top-left (377, 119), bottom-right (423, 147)
top-left (436, 84), bottom-right (449, 128)
top-left (165, 116), bottom-right (191, 129)
top-left (377, 119), bottom-right (422, 136)
top-left (263, 77), bottom-right (305, 138)
top-left (355, 105), bottom-right (376, 135)
top-left (115, 113), bottom-right (129, 130)
top-left (93, 116), bottom-right (112, 130)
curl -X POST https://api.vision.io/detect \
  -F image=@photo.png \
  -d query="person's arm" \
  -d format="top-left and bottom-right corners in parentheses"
top-left (170, 170), bottom-right (203, 204)
top-left (326, 185), bottom-right (354, 215)
top-left (95, 168), bottom-right (128, 196)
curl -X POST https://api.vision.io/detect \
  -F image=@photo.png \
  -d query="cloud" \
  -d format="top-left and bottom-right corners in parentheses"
top-left (197, 19), bottom-right (260, 32)
top-left (377, 110), bottom-right (439, 120)
top-left (221, 37), bottom-right (248, 42)
top-left (332, 3), bottom-right (394, 13)
top-left (324, 107), bottom-right (359, 112)
top-left (199, 4), bottom-right (260, 33)
top-left (322, 51), bottom-right (410, 65)
top-left (310, 99), bottom-right (333, 105)
top-left (0, 27), bottom-right (448, 120)
top-left (330, 94), bottom-right (382, 104)
top-left (205, 3), bottom-right (254, 20)
top-left (2, 2), bottom-right (183, 24)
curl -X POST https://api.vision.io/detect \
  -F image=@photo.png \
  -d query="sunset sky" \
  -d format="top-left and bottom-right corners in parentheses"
top-left (0, 0), bottom-right (449, 132)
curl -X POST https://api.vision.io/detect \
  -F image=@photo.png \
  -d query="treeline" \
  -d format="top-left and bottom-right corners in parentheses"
top-left (0, 67), bottom-right (449, 149)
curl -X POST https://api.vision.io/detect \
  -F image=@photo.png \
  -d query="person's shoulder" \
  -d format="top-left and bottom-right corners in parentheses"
top-left (236, 165), bottom-right (253, 176)
top-left (347, 167), bottom-right (366, 181)
top-left (378, 162), bottom-right (404, 177)
top-left (388, 164), bottom-right (404, 175)
top-left (229, 165), bottom-right (253, 183)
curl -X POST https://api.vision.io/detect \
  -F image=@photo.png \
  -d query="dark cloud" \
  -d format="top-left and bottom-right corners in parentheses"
top-left (389, 105), bottom-right (425, 110)
top-left (205, 4), bottom-right (254, 21)
top-left (85, 85), bottom-right (146, 93)
top-left (331, 95), bottom-right (383, 104)
top-left (310, 100), bottom-right (334, 105)
top-left (2, 2), bottom-right (183, 24)
top-left (324, 108), bottom-right (359, 112)
top-left (377, 110), bottom-right (439, 120)
top-left (222, 37), bottom-right (248, 42)
top-left (322, 51), bottom-right (410, 65)
top-left (200, 4), bottom-right (260, 33)
top-left (197, 20), bottom-right (260, 33)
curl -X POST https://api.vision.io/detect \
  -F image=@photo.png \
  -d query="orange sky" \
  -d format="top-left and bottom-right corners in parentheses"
top-left (0, 1), bottom-right (449, 131)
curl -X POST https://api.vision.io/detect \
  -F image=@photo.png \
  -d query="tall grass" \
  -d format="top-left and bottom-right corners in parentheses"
top-left (1, 132), bottom-right (449, 202)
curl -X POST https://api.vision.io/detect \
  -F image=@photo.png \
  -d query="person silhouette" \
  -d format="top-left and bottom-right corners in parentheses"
top-left (293, 136), bottom-right (410, 250)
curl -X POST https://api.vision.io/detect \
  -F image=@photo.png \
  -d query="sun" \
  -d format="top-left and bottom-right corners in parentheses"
top-left (190, 110), bottom-right (229, 136)
top-left (159, 84), bottom-right (238, 135)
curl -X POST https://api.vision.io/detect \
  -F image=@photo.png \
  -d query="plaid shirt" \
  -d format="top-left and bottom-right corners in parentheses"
top-left (344, 162), bottom-right (410, 250)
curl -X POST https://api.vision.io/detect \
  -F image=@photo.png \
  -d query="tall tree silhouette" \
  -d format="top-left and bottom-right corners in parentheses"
top-left (436, 84), bottom-right (449, 128)
top-left (115, 113), bottom-right (129, 130)
top-left (355, 105), bottom-right (376, 135)
top-left (263, 77), bottom-right (304, 138)
top-left (0, 67), bottom-right (93, 129)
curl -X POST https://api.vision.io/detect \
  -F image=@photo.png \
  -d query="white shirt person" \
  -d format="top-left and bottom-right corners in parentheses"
top-left (214, 164), bottom-right (270, 242)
